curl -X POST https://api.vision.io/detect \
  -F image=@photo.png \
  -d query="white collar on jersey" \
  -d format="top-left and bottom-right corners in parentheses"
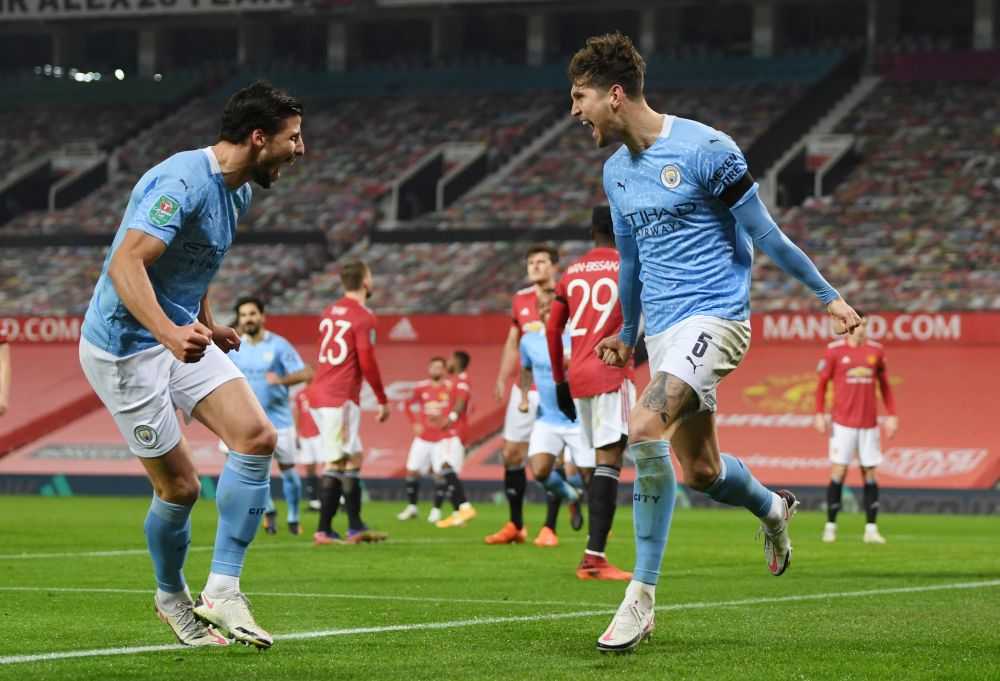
top-left (202, 146), bottom-right (222, 175)
top-left (659, 114), bottom-right (675, 139)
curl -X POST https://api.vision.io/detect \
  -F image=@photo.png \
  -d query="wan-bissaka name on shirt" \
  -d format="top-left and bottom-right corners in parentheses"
top-left (564, 260), bottom-right (620, 276)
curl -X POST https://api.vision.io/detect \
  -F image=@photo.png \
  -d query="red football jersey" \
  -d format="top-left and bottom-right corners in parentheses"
top-left (406, 379), bottom-right (451, 443)
top-left (309, 296), bottom-right (381, 408)
top-left (446, 371), bottom-right (472, 443)
top-left (552, 247), bottom-right (634, 398)
top-left (294, 390), bottom-right (320, 438)
top-left (511, 286), bottom-right (542, 334)
top-left (815, 339), bottom-right (896, 429)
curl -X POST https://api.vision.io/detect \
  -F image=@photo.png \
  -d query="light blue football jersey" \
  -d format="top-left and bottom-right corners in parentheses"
top-left (228, 331), bottom-right (305, 429)
top-left (520, 329), bottom-right (575, 427)
top-left (603, 116), bottom-right (757, 336)
top-left (82, 148), bottom-right (252, 357)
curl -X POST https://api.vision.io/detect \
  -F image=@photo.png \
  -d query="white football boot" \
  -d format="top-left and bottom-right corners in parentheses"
top-left (397, 504), bottom-right (419, 521)
top-left (760, 490), bottom-right (799, 576)
top-left (155, 599), bottom-right (229, 647)
top-left (427, 507), bottom-right (442, 523)
top-left (193, 591), bottom-right (273, 649)
top-left (863, 523), bottom-right (887, 544)
top-left (822, 522), bottom-right (837, 543)
top-left (596, 581), bottom-right (655, 653)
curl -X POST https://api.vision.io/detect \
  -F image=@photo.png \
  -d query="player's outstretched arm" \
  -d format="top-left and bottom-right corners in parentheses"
top-left (108, 230), bottom-right (211, 362)
top-left (877, 357), bottom-right (898, 439)
top-left (731, 190), bottom-right (860, 335)
top-left (517, 367), bottom-right (533, 413)
top-left (546, 295), bottom-right (576, 420)
top-left (267, 367), bottom-right (314, 386)
top-left (596, 231), bottom-right (641, 368)
top-left (494, 325), bottom-right (521, 403)
top-left (814, 352), bottom-right (833, 434)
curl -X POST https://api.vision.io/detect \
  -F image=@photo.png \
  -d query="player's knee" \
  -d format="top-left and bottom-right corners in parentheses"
top-left (530, 458), bottom-right (552, 481)
top-left (240, 421), bottom-right (278, 455)
top-left (684, 459), bottom-right (721, 491)
top-left (627, 412), bottom-right (663, 445)
top-left (502, 446), bottom-right (526, 468)
top-left (158, 475), bottom-right (201, 506)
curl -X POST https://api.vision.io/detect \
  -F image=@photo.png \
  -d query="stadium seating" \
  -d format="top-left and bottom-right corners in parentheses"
top-left (0, 244), bottom-right (323, 317)
top-left (271, 240), bottom-right (593, 315)
top-left (408, 83), bottom-right (805, 229)
top-left (1, 90), bottom-right (562, 239)
top-left (754, 78), bottom-right (999, 312)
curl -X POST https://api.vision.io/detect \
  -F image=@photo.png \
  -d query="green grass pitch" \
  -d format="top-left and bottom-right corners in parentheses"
top-left (1, 496), bottom-right (998, 680)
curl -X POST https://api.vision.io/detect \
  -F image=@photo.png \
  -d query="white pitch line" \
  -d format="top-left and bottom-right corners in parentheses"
top-left (0, 538), bottom-right (469, 561)
top-left (1, 579), bottom-right (997, 666)
top-left (0, 586), bottom-right (602, 609)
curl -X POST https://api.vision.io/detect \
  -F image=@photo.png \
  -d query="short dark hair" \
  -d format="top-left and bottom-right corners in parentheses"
top-left (235, 296), bottom-right (264, 315)
top-left (340, 260), bottom-right (369, 291)
top-left (219, 80), bottom-right (304, 144)
top-left (452, 350), bottom-right (470, 370)
top-left (856, 310), bottom-right (866, 319)
top-left (592, 206), bottom-right (613, 236)
top-left (567, 32), bottom-right (646, 99)
top-left (429, 356), bottom-right (447, 365)
top-left (526, 243), bottom-right (559, 265)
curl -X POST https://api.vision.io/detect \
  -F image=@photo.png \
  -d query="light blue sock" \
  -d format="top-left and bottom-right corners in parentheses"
top-left (281, 468), bottom-right (302, 524)
top-left (541, 469), bottom-right (579, 501)
top-left (265, 490), bottom-right (276, 516)
top-left (567, 470), bottom-right (584, 490)
top-left (211, 451), bottom-right (273, 577)
top-left (631, 440), bottom-right (677, 586)
top-left (144, 496), bottom-right (193, 593)
top-left (702, 454), bottom-right (774, 517)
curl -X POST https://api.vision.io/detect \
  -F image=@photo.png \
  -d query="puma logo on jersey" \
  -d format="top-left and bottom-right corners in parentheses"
top-left (617, 180), bottom-right (627, 192)
top-left (686, 356), bottom-right (703, 373)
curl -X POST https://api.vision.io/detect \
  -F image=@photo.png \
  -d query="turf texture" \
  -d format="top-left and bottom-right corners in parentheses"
top-left (0, 496), bottom-right (997, 680)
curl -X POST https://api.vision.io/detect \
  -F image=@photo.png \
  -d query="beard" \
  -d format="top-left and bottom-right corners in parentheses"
top-left (251, 163), bottom-right (276, 189)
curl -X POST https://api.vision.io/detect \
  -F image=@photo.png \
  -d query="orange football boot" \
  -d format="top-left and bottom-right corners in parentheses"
top-left (533, 526), bottom-right (559, 547)
top-left (576, 555), bottom-right (633, 581)
top-left (484, 521), bottom-right (527, 544)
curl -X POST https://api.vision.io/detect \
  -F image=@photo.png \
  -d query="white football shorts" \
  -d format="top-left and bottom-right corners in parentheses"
top-left (829, 423), bottom-right (882, 467)
top-left (502, 384), bottom-right (539, 443)
top-left (405, 437), bottom-right (436, 476)
top-left (432, 436), bottom-right (465, 474)
top-left (528, 420), bottom-right (594, 469)
top-left (273, 426), bottom-right (296, 466)
top-left (296, 434), bottom-right (322, 465)
top-left (310, 401), bottom-right (362, 463)
top-left (79, 338), bottom-right (244, 458)
top-left (576, 379), bottom-right (636, 450)
top-left (644, 315), bottom-right (751, 412)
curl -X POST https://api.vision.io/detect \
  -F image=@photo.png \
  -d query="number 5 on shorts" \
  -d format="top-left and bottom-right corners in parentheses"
top-left (691, 332), bottom-right (713, 358)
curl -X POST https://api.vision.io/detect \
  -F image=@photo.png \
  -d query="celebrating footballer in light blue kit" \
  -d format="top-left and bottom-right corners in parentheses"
top-left (82, 149), bottom-right (250, 357)
top-left (569, 32), bottom-right (861, 653)
top-left (229, 297), bottom-right (310, 534)
top-left (77, 81), bottom-right (305, 649)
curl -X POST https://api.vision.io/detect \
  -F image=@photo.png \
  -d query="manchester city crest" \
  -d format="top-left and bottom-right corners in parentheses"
top-left (134, 425), bottom-right (158, 448)
top-left (660, 164), bottom-right (681, 189)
